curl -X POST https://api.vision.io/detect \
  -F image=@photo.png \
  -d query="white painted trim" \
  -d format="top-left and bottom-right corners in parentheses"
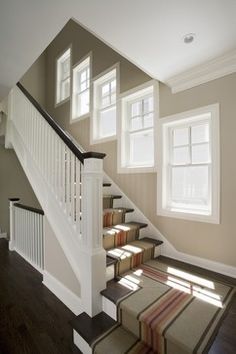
top-left (0, 232), bottom-right (7, 238)
top-left (70, 52), bottom-right (92, 124)
top-left (73, 330), bottom-right (92, 354)
top-left (157, 103), bottom-right (220, 224)
top-left (166, 49), bottom-right (236, 93)
top-left (54, 44), bottom-right (72, 107)
top-left (117, 79), bottom-right (159, 174)
top-left (91, 62), bottom-right (120, 145)
top-left (162, 248), bottom-right (236, 279)
top-left (13, 247), bottom-right (43, 274)
top-left (43, 270), bottom-right (83, 315)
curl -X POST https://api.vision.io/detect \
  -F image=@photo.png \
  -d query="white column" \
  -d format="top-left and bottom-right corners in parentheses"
top-left (9, 198), bottom-right (20, 251)
top-left (81, 158), bottom-right (106, 317)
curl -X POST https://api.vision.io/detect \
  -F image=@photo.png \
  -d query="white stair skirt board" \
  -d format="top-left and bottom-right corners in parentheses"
top-left (0, 232), bottom-right (7, 238)
top-left (43, 271), bottom-right (83, 315)
top-left (103, 172), bottom-right (236, 279)
top-left (74, 330), bottom-right (92, 354)
top-left (102, 296), bottom-right (117, 321)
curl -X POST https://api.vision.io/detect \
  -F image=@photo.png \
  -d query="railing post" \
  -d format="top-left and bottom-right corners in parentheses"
top-left (81, 158), bottom-right (106, 317)
top-left (8, 198), bottom-right (20, 251)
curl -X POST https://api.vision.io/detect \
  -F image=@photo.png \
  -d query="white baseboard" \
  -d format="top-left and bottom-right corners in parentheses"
top-left (0, 232), bottom-right (7, 239)
top-left (43, 270), bottom-right (83, 315)
top-left (74, 330), bottom-right (92, 354)
top-left (163, 248), bottom-right (236, 279)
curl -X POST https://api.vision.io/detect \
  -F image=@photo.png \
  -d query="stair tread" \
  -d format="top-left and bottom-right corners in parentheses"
top-left (103, 207), bottom-right (134, 214)
top-left (103, 194), bottom-right (122, 199)
top-left (106, 255), bottom-right (118, 267)
top-left (103, 221), bottom-right (147, 236)
top-left (70, 311), bottom-right (116, 346)
top-left (101, 278), bottom-right (140, 304)
top-left (107, 239), bottom-right (155, 260)
top-left (139, 237), bottom-right (163, 246)
top-left (103, 182), bottom-right (111, 187)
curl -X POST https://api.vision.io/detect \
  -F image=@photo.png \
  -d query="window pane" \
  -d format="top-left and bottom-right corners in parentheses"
top-left (131, 101), bottom-right (141, 117)
top-left (81, 70), bottom-right (86, 83)
top-left (130, 116), bottom-right (142, 131)
top-left (111, 93), bottom-right (116, 105)
top-left (102, 96), bottom-right (110, 107)
top-left (77, 90), bottom-right (89, 116)
top-left (173, 146), bottom-right (190, 165)
top-left (111, 79), bottom-right (116, 93)
top-left (61, 78), bottom-right (70, 100)
top-left (173, 127), bottom-right (189, 147)
top-left (171, 166), bottom-right (209, 209)
top-left (102, 83), bottom-right (110, 96)
top-left (61, 57), bottom-right (70, 79)
top-left (192, 143), bottom-right (210, 164)
top-left (99, 106), bottom-right (116, 137)
top-left (143, 96), bottom-right (153, 114)
top-left (80, 81), bottom-right (87, 92)
top-left (192, 124), bottom-right (209, 144)
top-left (144, 113), bottom-right (153, 128)
top-left (130, 130), bottom-right (154, 166)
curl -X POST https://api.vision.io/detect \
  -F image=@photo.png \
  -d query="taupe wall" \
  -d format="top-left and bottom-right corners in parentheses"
top-left (0, 146), bottom-right (40, 234)
top-left (44, 19), bottom-right (236, 268)
top-left (44, 217), bottom-right (81, 296)
top-left (20, 52), bottom-right (46, 107)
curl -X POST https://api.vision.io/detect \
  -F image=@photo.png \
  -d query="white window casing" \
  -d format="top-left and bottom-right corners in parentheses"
top-left (118, 80), bottom-right (159, 173)
top-left (157, 104), bottom-right (220, 223)
top-left (55, 47), bottom-right (71, 106)
top-left (71, 53), bottom-right (92, 122)
top-left (91, 63), bottom-right (119, 144)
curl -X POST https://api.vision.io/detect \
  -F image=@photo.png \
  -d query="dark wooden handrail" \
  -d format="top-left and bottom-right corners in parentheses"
top-left (16, 82), bottom-right (106, 164)
top-left (14, 203), bottom-right (44, 215)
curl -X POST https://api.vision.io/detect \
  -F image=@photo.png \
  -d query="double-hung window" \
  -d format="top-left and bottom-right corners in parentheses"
top-left (56, 47), bottom-right (71, 105)
top-left (71, 55), bottom-right (91, 121)
top-left (157, 104), bottom-right (220, 223)
top-left (92, 65), bottom-right (118, 143)
top-left (119, 81), bottom-right (158, 173)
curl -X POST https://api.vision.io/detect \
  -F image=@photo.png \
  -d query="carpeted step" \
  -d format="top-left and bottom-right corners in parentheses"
top-left (103, 195), bottom-right (122, 209)
top-left (103, 208), bottom-right (134, 227)
top-left (107, 239), bottom-right (156, 277)
top-left (103, 222), bottom-right (147, 251)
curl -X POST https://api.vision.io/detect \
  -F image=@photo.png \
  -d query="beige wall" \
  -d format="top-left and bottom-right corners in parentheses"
top-left (44, 217), bottom-right (81, 296)
top-left (20, 52), bottom-right (46, 108)
top-left (44, 19), bottom-right (236, 268)
top-left (0, 145), bottom-right (40, 234)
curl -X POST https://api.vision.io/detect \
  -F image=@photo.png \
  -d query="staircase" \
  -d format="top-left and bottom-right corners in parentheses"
top-left (71, 183), bottom-right (163, 354)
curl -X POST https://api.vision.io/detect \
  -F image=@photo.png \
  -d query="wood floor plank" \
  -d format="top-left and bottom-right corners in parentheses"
top-left (0, 239), bottom-right (82, 354)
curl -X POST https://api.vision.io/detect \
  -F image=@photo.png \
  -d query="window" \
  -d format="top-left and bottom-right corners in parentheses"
top-left (56, 47), bottom-right (71, 105)
top-left (157, 104), bottom-right (220, 223)
top-left (71, 54), bottom-right (91, 121)
top-left (92, 65), bottom-right (119, 143)
top-left (118, 80), bottom-right (158, 173)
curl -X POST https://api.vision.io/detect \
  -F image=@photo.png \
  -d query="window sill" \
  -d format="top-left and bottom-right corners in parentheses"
top-left (70, 112), bottom-right (90, 124)
top-left (55, 96), bottom-right (70, 108)
top-left (118, 165), bottom-right (156, 174)
top-left (157, 207), bottom-right (220, 224)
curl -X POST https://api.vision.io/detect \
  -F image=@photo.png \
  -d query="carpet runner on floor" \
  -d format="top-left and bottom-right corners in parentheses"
top-left (93, 259), bottom-right (235, 354)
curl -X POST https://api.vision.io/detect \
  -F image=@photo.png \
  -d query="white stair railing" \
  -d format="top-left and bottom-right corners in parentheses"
top-left (9, 198), bottom-right (44, 272)
top-left (6, 84), bottom-right (106, 317)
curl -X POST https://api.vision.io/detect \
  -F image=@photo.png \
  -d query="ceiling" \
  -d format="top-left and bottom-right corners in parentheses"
top-left (1, 0), bottom-right (236, 100)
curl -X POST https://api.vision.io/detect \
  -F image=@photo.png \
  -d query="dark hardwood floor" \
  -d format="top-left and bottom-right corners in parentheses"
top-left (0, 239), bottom-right (81, 354)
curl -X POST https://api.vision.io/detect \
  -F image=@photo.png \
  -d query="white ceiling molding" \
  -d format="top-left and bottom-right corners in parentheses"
top-left (166, 49), bottom-right (236, 93)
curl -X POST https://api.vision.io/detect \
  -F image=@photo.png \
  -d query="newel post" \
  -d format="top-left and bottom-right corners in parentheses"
top-left (81, 157), bottom-right (106, 317)
top-left (8, 198), bottom-right (20, 251)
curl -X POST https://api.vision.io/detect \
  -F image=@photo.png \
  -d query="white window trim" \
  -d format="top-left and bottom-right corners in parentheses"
top-left (117, 79), bottom-right (159, 174)
top-left (55, 45), bottom-right (72, 107)
top-left (157, 103), bottom-right (220, 224)
top-left (70, 52), bottom-right (92, 123)
top-left (91, 62), bottom-right (120, 145)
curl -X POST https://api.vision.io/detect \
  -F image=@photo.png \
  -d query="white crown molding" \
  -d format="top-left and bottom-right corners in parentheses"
top-left (166, 49), bottom-right (236, 93)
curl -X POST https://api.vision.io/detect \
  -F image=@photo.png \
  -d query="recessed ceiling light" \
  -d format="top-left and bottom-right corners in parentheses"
top-left (183, 33), bottom-right (196, 44)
